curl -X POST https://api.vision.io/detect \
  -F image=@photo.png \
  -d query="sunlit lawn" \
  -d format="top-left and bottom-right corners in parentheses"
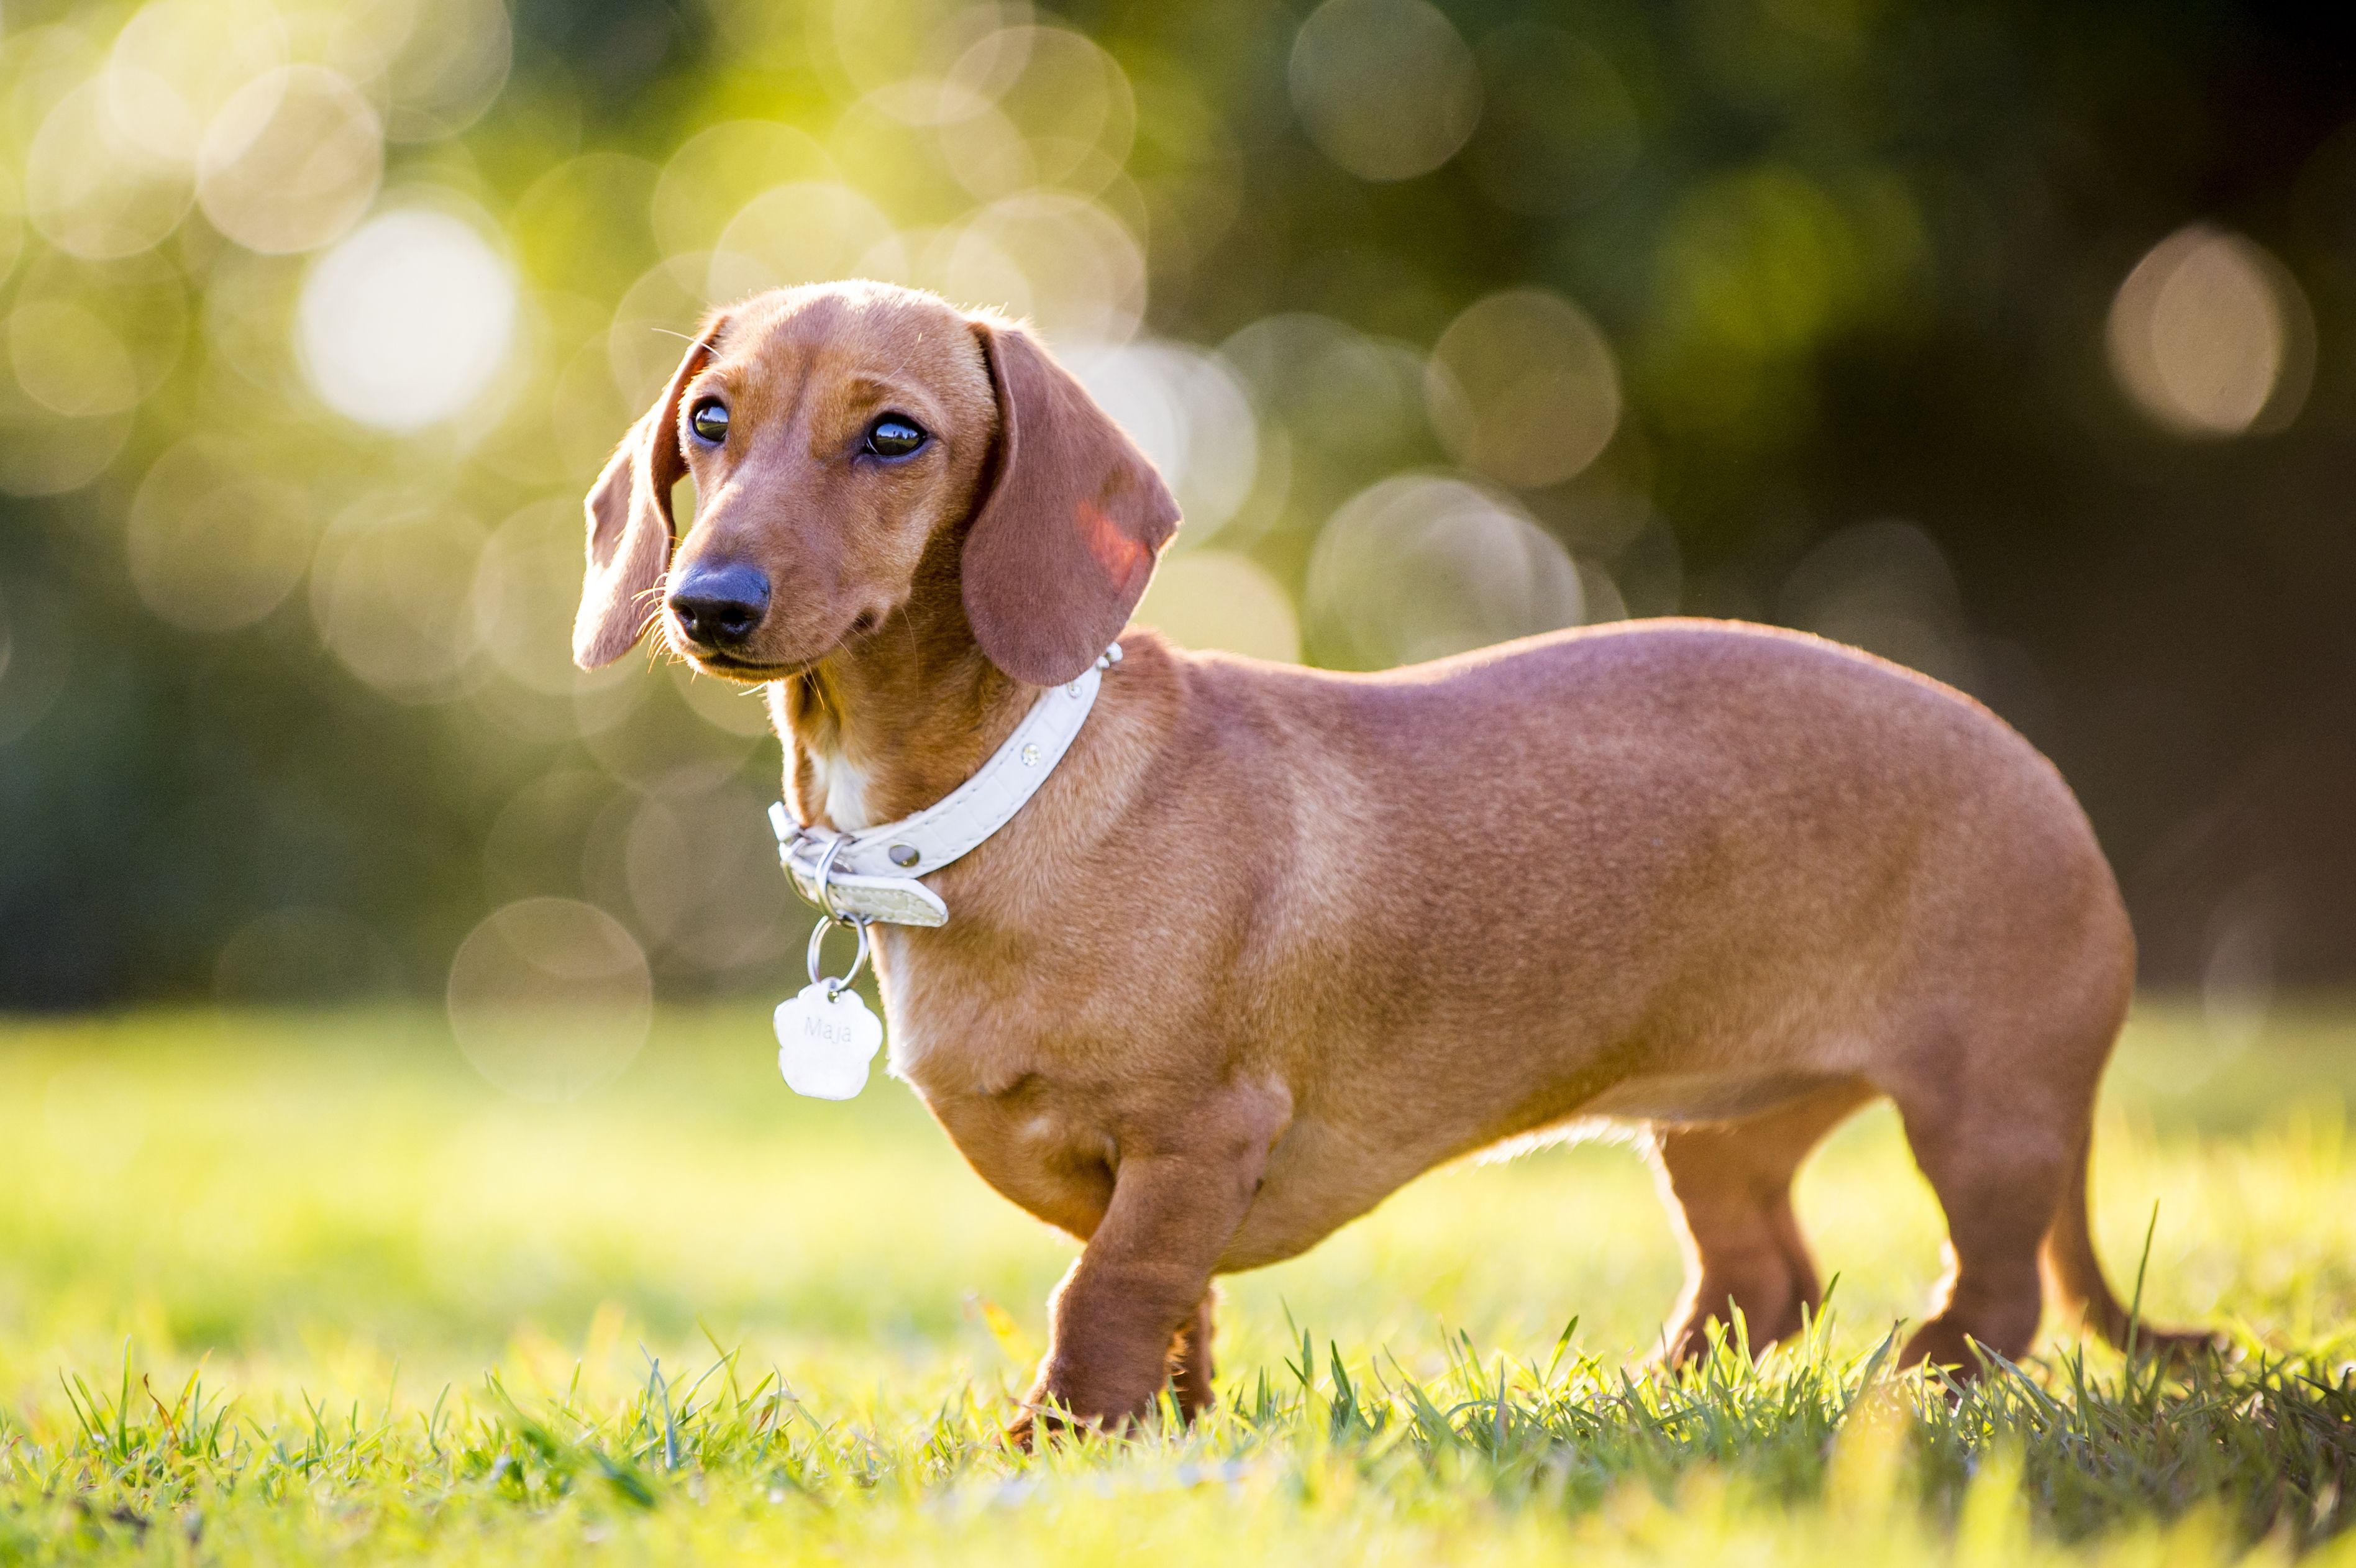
top-left (1, 1001), bottom-right (2352, 1563)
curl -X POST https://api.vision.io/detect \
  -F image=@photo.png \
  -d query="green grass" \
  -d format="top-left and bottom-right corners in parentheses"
top-left (2, 1001), bottom-right (2353, 1564)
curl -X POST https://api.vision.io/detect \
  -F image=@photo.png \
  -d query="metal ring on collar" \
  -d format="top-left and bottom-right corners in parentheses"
top-left (808, 833), bottom-right (851, 922)
top-left (806, 911), bottom-right (870, 996)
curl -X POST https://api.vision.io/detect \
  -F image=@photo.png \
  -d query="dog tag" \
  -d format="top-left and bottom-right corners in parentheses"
top-left (774, 983), bottom-right (884, 1100)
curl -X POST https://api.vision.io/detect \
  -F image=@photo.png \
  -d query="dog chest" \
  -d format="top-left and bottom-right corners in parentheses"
top-left (921, 1075), bottom-right (1121, 1239)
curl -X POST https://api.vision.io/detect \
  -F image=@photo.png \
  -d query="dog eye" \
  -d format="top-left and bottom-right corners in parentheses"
top-left (864, 416), bottom-right (927, 459)
top-left (688, 399), bottom-right (729, 444)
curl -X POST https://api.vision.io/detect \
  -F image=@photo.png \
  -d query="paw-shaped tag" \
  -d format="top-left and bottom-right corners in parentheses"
top-left (774, 983), bottom-right (884, 1099)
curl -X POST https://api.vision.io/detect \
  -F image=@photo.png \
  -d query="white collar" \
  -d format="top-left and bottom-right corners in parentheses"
top-left (767, 643), bottom-right (1123, 927)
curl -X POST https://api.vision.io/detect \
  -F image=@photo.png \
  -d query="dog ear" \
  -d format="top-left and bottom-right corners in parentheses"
top-left (961, 316), bottom-right (1179, 686)
top-left (573, 317), bottom-right (727, 670)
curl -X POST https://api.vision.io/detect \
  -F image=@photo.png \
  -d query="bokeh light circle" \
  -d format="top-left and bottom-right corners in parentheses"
top-left (603, 253), bottom-right (719, 421)
top-left (829, 0), bottom-right (992, 93)
top-left (513, 152), bottom-right (664, 304)
top-left (1221, 313), bottom-right (1432, 470)
top-left (709, 181), bottom-right (904, 303)
top-left (129, 440), bottom-right (316, 632)
top-left (925, 224), bottom-right (1034, 322)
top-left (1135, 549), bottom-right (1301, 663)
top-left (8, 301), bottom-right (139, 419)
top-left (2106, 224), bottom-right (2314, 438)
top-left (104, 0), bottom-right (290, 170)
top-left (309, 491), bottom-right (487, 698)
top-left (1308, 475), bottom-right (1583, 669)
top-left (0, 167), bottom-right (25, 292)
top-left (298, 207), bottom-right (519, 431)
top-left (1064, 340), bottom-right (1258, 537)
top-left (623, 770), bottom-right (794, 974)
top-left (0, 386), bottom-right (133, 497)
top-left (378, 0), bottom-right (514, 143)
top-left (957, 191), bottom-right (1146, 345)
top-left (198, 65), bottom-right (384, 255)
top-left (25, 80), bottom-right (194, 260)
top-left (1777, 520), bottom-right (1977, 693)
top-left (930, 99), bottom-right (1036, 199)
top-left (1427, 289), bottom-right (1622, 489)
top-left (472, 498), bottom-right (612, 697)
top-left (652, 122), bottom-right (834, 257)
top-left (1289, 0), bottom-right (1482, 182)
top-left (945, 25), bottom-right (1138, 185)
top-left (447, 898), bottom-right (652, 1103)
top-left (13, 248), bottom-right (189, 412)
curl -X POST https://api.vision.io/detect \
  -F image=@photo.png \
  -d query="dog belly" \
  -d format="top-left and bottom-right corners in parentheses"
top-left (1568, 1067), bottom-right (1853, 1125)
top-left (1210, 1063), bottom-right (1862, 1271)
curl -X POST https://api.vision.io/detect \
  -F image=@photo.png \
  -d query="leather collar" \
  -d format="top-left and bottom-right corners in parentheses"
top-left (768, 643), bottom-right (1122, 926)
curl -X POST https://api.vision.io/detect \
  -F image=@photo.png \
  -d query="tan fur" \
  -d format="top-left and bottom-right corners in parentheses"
top-left (575, 281), bottom-right (2212, 1441)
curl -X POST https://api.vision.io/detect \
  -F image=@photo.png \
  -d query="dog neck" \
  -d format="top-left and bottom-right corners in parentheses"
top-left (767, 573), bottom-right (1031, 834)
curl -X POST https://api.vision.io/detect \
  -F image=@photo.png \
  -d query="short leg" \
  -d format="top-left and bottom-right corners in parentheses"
top-left (1651, 1081), bottom-right (1873, 1364)
top-left (1892, 1096), bottom-right (2068, 1372)
top-left (1009, 1083), bottom-right (1288, 1446)
top-left (1168, 1289), bottom-right (1217, 1422)
top-left (2042, 1123), bottom-right (2222, 1363)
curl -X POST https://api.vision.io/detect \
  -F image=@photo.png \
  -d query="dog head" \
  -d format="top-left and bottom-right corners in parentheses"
top-left (572, 281), bottom-right (1178, 688)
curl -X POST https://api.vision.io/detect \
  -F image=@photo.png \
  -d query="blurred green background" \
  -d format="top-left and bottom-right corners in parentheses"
top-left (1, 0), bottom-right (2352, 1021)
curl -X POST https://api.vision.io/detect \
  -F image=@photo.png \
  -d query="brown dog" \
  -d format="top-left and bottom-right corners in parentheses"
top-left (575, 280), bottom-right (2206, 1436)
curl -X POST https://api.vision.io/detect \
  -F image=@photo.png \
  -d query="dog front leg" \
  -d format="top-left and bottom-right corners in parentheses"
top-left (1013, 1088), bottom-right (1286, 1443)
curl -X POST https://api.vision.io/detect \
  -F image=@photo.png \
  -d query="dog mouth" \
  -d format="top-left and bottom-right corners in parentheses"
top-left (683, 649), bottom-right (811, 683)
top-left (665, 606), bottom-right (888, 683)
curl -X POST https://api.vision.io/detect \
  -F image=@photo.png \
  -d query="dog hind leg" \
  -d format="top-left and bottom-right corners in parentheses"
top-left (1889, 1072), bottom-right (2078, 1373)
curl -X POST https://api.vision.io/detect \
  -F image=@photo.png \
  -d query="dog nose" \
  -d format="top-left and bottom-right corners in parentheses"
top-left (668, 563), bottom-right (771, 649)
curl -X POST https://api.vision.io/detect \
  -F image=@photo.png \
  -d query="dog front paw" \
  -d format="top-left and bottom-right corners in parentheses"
top-left (1003, 1408), bottom-right (1036, 1452)
top-left (1011, 1385), bottom-right (1114, 1451)
top-left (1010, 1367), bottom-right (1159, 1447)
top-left (1003, 1402), bottom-right (1072, 1453)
